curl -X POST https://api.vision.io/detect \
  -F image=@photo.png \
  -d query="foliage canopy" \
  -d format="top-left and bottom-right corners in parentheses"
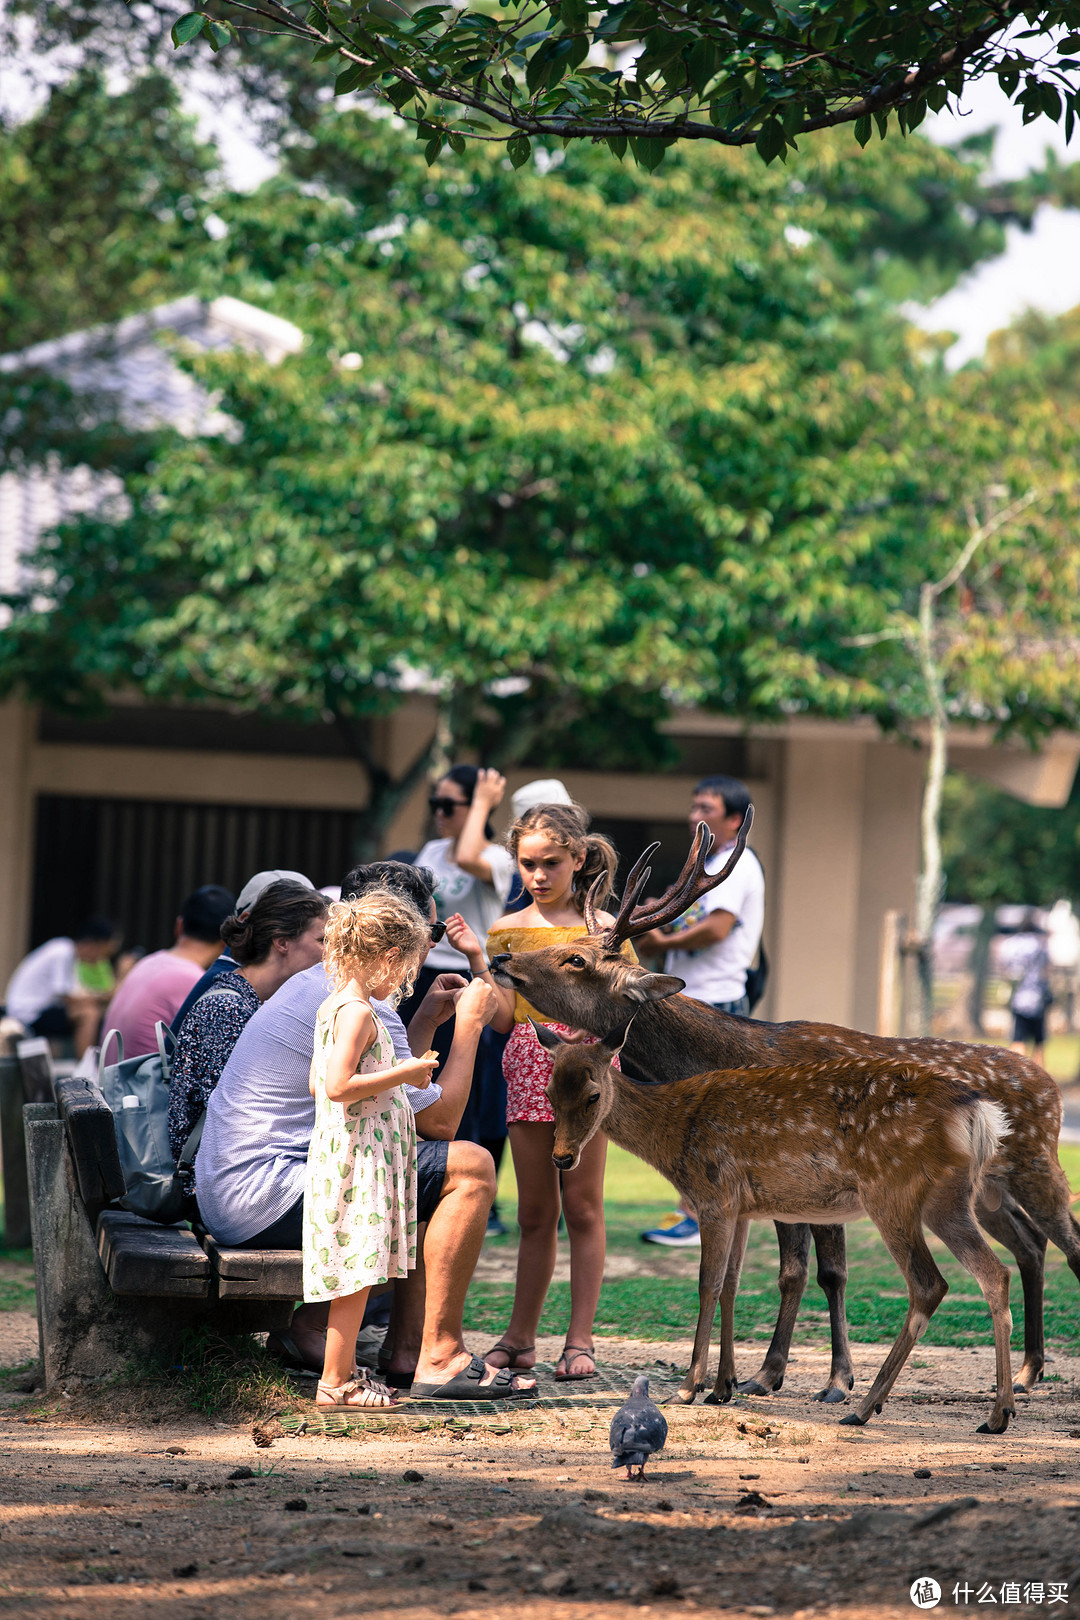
top-left (154, 0), bottom-right (1080, 167)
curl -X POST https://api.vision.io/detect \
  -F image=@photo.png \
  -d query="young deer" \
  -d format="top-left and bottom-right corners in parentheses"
top-left (491, 815), bottom-right (1080, 1401)
top-left (539, 1023), bottom-right (1017, 1432)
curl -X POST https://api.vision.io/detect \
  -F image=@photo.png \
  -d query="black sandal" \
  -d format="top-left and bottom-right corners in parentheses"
top-left (555, 1343), bottom-right (597, 1381)
top-left (484, 1341), bottom-right (535, 1371)
top-left (409, 1354), bottom-right (535, 1401)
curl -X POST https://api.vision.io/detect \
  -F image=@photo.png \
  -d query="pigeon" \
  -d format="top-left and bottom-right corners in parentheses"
top-left (609, 1375), bottom-right (668, 1480)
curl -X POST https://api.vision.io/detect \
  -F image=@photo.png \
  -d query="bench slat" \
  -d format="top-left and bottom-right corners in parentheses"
top-left (202, 1237), bottom-right (302, 1300)
top-left (55, 1077), bottom-right (126, 1207)
top-left (97, 1210), bottom-right (210, 1298)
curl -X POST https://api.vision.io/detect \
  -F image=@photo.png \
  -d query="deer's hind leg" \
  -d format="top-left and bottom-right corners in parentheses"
top-left (928, 1177), bottom-right (1015, 1434)
top-left (738, 1222), bottom-right (811, 1397)
top-left (677, 1210), bottom-right (738, 1405)
top-left (707, 1217), bottom-right (749, 1405)
top-left (977, 1189), bottom-right (1046, 1391)
top-left (809, 1224), bottom-right (855, 1403)
top-left (840, 1199), bottom-right (948, 1429)
top-left (1007, 1153), bottom-right (1080, 1290)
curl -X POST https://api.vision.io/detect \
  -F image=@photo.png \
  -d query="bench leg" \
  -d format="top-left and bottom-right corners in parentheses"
top-left (1, 1056), bottom-right (32, 1248)
top-left (23, 1108), bottom-right (216, 1386)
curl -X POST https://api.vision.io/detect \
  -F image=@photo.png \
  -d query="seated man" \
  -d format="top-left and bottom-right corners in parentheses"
top-left (196, 861), bottom-right (533, 1398)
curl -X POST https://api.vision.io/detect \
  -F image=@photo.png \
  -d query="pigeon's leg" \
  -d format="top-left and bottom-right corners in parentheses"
top-left (710, 1217), bottom-right (749, 1404)
top-left (677, 1208), bottom-right (737, 1404)
top-left (738, 1222), bottom-right (810, 1396)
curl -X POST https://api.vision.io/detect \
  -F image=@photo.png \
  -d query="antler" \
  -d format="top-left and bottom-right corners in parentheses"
top-left (596, 840), bottom-right (660, 943)
top-left (603, 806), bottom-right (754, 948)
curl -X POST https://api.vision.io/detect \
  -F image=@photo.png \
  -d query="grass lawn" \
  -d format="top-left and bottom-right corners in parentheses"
top-left (462, 1141), bottom-right (1080, 1349)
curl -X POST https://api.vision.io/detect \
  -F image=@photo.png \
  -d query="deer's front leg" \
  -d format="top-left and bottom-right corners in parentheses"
top-left (810, 1223), bottom-right (855, 1403)
top-left (676, 1210), bottom-right (737, 1404)
top-left (707, 1216), bottom-right (749, 1405)
top-left (738, 1222), bottom-right (810, 1396)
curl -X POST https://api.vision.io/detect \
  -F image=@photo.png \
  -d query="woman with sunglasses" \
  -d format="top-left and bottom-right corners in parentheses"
top-left (407, 767), bottom-right (515, 1228)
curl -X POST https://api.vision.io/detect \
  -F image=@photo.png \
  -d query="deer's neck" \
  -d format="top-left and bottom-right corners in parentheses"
top-left (602, 1070), bottom-right (686, 1184)
top-left (622, 994), bottom-right (773, 1084)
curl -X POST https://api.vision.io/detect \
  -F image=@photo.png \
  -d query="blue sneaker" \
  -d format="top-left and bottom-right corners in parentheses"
top-left (640, 1214), bottom-right (701, 1247)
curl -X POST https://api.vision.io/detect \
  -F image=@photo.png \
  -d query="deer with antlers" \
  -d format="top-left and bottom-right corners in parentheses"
top-left (490, 813), bottom-right (1080, 1404)
top-left (537, 1020), bottom-right (1016, 1430)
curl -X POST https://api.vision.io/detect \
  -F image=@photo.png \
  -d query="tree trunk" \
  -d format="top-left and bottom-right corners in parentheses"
top-left (911, 581), bottom-right (949, 1036)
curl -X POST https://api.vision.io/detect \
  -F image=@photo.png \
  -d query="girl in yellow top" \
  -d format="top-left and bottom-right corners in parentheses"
top-left (457, 800), bottom-right (630, 1383)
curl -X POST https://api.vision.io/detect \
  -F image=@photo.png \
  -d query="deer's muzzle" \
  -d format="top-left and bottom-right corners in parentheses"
top-left (552, 1152), bottom-right (575, 1171)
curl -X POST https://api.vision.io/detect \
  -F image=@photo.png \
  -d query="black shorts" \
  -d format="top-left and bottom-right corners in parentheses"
top-left (231, 1138), bottom-right (450, 1250)
top-left (31, 1005), bottom-right (73, 1038)
top-left (1012, 1011), bottom-right (1046, 1045)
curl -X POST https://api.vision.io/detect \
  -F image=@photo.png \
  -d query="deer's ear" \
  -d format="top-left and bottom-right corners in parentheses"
top-left (530, 1019), bottom-right (566, 1050)
top-left (625, 973), bottom-right (684, 1004)
top-left (600, 1015), bottom-right (635, 1055)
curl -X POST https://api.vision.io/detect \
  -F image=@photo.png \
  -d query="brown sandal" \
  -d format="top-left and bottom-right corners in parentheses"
top-left (484, 1341), bottom-right (536, 1371)
top-left (554, 1343), bottom-right (597, 1381)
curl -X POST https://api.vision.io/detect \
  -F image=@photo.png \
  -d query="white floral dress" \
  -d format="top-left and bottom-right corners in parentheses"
top-left (302, 990), bottom-right (418, 1304)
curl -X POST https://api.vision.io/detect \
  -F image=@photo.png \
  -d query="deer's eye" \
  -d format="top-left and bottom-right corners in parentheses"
top-left (565, 954), bottom-right (586, 969)
top-left (585, 1092), bottom-right (601, 1108)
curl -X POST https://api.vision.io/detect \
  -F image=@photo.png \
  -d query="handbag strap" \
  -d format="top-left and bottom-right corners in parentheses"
top-left (97, 1027), bottom-right (124, 1085)
top-left (154, 1020), bottom-right (176, 1081)
top-left (177, 1110), bottom-right (206, 1173)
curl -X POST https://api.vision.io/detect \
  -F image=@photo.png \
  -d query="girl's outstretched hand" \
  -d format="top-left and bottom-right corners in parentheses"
top-left (445, 912), bottom-right (484, 966)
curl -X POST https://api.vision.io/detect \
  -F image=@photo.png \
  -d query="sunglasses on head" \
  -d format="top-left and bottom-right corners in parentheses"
top-left (429, 920), bottom-right (447, 944)
top-left (429, 796), bottom-right (468, 816)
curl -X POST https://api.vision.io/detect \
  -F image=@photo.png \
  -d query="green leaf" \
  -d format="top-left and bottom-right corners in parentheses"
top-left (506, 133), bottom-right (532, 167)
top-left (424, 134), bottom-right (444, 164)
top-left (853, 114), bottom-right (872, 148)
top-left (387, 79), bottom-right (417, 110)
top-left (755, 119), bottom-right (788, 164)
top-left (335, 61), bottom-right (371, 95)
top-left (605, 134), bottom-right (627, 159)
top-left (204, 19), bottom-right (232, 52)
top-left (171, 12), bottom-right (206, 47)
top-left (628, 134), bottom-right (668, 171)
top-left (447, 131), bottom-right (466, 153)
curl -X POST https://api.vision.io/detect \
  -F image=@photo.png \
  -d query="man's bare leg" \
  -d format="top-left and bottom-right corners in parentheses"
top-left (383, 1229), bottom-right (427, 1378)
top-left (411, 1141), bottom-right (535, 1392)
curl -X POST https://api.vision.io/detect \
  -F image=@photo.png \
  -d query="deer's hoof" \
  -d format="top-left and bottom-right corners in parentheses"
top-left (674, 1388), bottom-right (698, 1406)
top-left (737, 1379), bottom-right (773, 1397)
top-left (839, 1411), bottom-right (867, 1427)
top-left (977, 1408), bottom-right (1014, 1435)
top-left (812, 1386), bottom-right (849, 1405)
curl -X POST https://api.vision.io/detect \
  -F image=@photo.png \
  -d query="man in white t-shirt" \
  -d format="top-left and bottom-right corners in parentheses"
top-left (634, 775), bottom-right (765, 1245)
top-left (4, 917), bottom-right (120, 1056)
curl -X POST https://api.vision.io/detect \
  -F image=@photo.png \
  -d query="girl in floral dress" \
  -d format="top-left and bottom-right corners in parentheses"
top-left (304, 889), bottom-right (439, 1411)
top-left (458, 802), bottom-right (634, 1384)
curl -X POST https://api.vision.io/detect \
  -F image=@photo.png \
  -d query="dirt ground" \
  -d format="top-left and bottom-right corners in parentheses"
top-left (1, 1326), bottom-right (1077, 1620)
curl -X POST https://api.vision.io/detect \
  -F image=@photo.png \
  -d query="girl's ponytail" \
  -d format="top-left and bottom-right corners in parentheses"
top-left (573, 833), bottom-right (617, 915)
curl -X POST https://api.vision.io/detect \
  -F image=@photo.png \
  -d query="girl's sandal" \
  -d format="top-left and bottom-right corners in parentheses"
top-left (554, 1343), bottom-right (598, 1381)
top-left (316, 1374), bottom-right (396, 1410)
top-left (484, 1341), bottom-right (536, 1372)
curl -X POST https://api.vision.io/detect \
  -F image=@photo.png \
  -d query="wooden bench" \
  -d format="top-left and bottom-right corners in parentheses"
top-left (24, 1079), bottom-right (295, 1386)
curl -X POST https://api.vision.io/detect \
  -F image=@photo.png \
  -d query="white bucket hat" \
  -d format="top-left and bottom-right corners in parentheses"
top-left (510, 778), bottom-right (574, 818)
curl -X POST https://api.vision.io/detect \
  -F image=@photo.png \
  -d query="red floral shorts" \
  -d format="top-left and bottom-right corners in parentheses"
top-left (503, 1020), bottom-right (620, 1126)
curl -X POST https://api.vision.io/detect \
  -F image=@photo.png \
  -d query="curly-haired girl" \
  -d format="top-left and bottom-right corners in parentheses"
top-left (457, 802), bottom-right (633, 1384)
top-left (304, 889), bottom-right (439, 1410)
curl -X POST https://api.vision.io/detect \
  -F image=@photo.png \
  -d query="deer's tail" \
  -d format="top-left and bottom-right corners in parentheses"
top-left (947, 1096), bottom-right (1011, 1210)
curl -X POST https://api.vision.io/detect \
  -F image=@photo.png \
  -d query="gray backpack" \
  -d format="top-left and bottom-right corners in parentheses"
top-left (97, 1022), bottom-right (191, 1223)
top-left (97, 981), bottom-right (240, 1222)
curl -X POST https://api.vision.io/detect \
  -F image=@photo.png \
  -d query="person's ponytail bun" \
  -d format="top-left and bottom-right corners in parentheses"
top-left (219, 881), bottom-right (328, 967)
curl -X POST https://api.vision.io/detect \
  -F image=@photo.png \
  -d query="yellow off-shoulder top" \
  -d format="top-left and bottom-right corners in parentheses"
top-left (486, 924), bottom-right (638, 1024)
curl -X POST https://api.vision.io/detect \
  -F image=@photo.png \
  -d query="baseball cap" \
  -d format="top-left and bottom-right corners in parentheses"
top-left (510, 778), bottom-right (573, 818)
top-left (234, 869), bottom-right (314, 916)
